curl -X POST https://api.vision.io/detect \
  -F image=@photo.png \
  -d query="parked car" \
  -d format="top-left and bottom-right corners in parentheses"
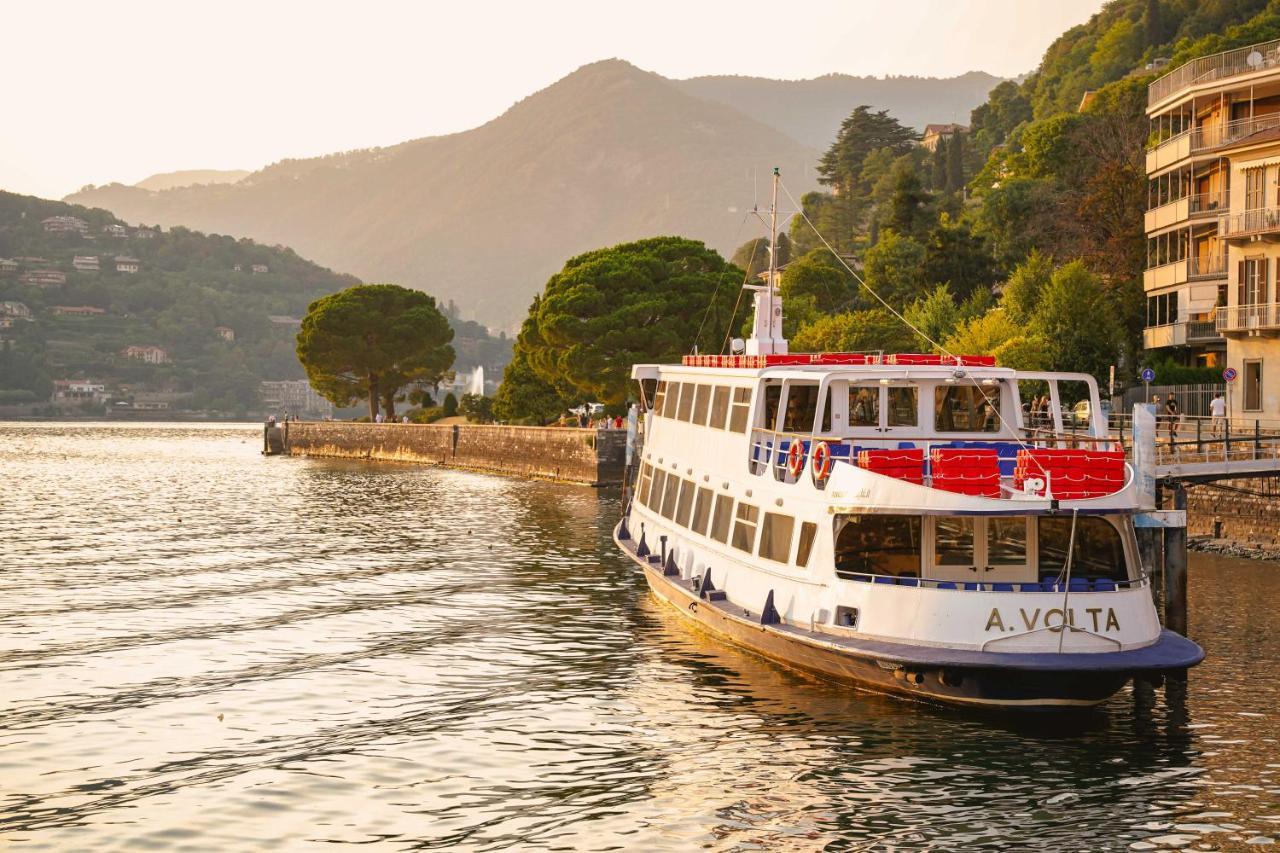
top-left (1070, 399), bottom-right (1112, 426)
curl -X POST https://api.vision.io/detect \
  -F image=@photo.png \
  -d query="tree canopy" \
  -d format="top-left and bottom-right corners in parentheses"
top-left (296, 283), bottom-right (454, 420)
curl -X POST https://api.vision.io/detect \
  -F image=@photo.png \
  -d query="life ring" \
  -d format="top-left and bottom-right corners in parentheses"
top-left (812, 441), bottom-right (833, 482)
top-left (787, 441), bottom-right (806, 477)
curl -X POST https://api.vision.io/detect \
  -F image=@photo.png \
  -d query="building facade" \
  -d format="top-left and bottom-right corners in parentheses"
top-left (122, 345), bottom-right (169, 364)
top-left (1145, 39), bottom-right (1280, 417)
top-left (259, 380), bottom-right (334, 419)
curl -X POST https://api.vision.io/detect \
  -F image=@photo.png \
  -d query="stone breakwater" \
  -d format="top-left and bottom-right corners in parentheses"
top-left (283, 421), bottom-right (627, 486)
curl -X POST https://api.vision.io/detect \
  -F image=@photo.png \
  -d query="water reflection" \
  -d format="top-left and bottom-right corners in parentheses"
top-left (0, 424), bottom-right (1277, 850)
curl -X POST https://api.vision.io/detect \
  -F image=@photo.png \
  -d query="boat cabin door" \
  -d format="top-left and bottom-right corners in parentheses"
top-left (927, 517), bottom-right (1033, 585)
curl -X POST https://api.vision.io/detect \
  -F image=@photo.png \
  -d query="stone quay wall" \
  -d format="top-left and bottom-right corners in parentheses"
top-left (284, 421), bottom-right (627, 486)
top-left (1184, 477), bottom-right (1280, 551)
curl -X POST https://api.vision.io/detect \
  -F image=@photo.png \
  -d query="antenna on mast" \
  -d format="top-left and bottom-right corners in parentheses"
top-left (745, 168), bottom-right (787, 356)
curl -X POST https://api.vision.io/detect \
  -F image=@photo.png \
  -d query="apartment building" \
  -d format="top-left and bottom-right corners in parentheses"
top-left (1146, 39), bottom-right (1280, 417)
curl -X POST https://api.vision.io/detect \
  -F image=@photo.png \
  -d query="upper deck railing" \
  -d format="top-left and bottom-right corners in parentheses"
top-left (1149, 38), bottom-right (1280, 107)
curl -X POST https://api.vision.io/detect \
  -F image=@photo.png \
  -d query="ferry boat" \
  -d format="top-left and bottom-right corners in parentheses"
top-left (611, 171), bottom-right (1203, 710)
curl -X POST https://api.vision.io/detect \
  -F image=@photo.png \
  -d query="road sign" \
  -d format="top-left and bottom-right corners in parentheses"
top-left (1223, 366), bottom-right (1238, 382)
top-left (1140, 367), bottom-right (1156, 383)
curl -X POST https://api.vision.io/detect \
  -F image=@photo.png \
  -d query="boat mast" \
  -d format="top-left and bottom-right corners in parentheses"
top-left (745, 167), bottom-right (787, 356)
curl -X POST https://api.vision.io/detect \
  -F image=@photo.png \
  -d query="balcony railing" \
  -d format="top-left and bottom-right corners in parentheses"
top-left (1188, 191), bottom-right (1229, 217)
top-left (1188, 255), bottom-right (1227, 279)
top-left (1221, 207), bottom-right (1280, 239)
top-left (1192, 113), bottom-right (1280, 152)
top-left (1216, 302), bottom-right (1280, 331)
top-left (1187, 320), bottom-right (1224, 341)
top-left (1149, 38), bottom-right (1280, 106)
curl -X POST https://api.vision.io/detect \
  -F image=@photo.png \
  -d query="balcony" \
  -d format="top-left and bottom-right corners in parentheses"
top-left (1146, 114), bottom-right (1280, 174)
top-left (1221, 207), bottom-right (1280, 241)
top-left (1144, 192), bottom-right (1229, 232)
top-left (1144, 256), bottom-right (1226, 291)
top-left (1149, 38), bottom-right (1280, 107)
top-left (1143, 319), bottom-right (1226, 349)
top-left (1189, 191), bottom-right (1229, 219)
top-left (1217, 302), bottom-right (1280, 333)
top-left (1188, 255), bottom-right (1228, 280)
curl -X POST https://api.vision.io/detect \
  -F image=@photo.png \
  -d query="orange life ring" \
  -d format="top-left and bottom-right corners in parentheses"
top-left (812, 441), bottom-right (833, 482)
top-left (787, 441), bottom-right (806, 477)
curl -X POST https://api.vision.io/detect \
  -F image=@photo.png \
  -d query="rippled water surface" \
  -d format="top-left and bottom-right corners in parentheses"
top-left (2, 423), bottom-right (1279, 851)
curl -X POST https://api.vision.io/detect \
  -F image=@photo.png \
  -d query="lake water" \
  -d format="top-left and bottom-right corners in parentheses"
top-left (2, 423), bottom-right (1278, 851)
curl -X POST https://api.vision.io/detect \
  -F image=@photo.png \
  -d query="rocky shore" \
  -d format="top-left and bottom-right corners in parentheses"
top-left (1189, 537), bottom-right (1280, 561)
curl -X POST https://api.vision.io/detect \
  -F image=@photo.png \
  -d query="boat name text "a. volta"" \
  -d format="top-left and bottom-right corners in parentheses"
top-left (985, 607), bottom-right (1121, 633)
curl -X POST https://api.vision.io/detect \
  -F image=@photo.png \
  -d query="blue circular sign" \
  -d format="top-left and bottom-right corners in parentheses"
top-left (1140, 367), bottom-right (1156, 383)
top-left (1223, 367), bottom-right (1238, 382)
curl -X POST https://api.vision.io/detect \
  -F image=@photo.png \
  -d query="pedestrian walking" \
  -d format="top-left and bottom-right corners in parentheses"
top-left (1209, 392), bottom-right (1227, 438)
top-left (1164, 395), bottom-right (1180, 445)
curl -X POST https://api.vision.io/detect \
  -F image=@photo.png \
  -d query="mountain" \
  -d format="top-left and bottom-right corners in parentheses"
top-left (134, 169), bottom-right (250, 191)
top-left (674, 71), bottom-right (1003, 150)
top-left (66, 60), bottom-right (1000, 328)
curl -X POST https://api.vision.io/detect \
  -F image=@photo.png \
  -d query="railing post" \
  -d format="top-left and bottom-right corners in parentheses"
top-left (1196, 417), bottom-right (1202, 455)
top-left (1225, 418), bottom-right (1232, 460)
top-left (1256, 419), bottom-right (1262, 460)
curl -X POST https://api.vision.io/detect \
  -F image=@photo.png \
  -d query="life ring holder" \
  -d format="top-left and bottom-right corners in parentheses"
top-left (786, 441), bottom-right (806, 478)
top-left (812, 441), bottom-right (833, 484)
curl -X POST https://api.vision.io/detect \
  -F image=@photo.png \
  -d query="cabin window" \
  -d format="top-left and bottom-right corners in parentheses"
top-left (661, 382), bottom-right (680, 419)
top-left (1037, 517), bottom-right (1128, 580)
top-left (653, 381), bottom-right (666, 416)
top-left (796, 522), bottom-right (818, 567)
top-left (933, 517), bottom-right (976, 568)
top-left (692, 384), bottom-right (711, 425)
top-left (692, 486), bottom-right (714, 534)
top-left (757, 513), bottom-right (795, 563)
top-left (675, 479), bottom-right (696, 527)
top-left (935, 385), bottom-right (1001, 432)
top-left (659, 472), bottom-right (680, 520)
top-left (762, 384), bottom-right (782, 431)
top-left (676, 383), bottom-right (696, 422)
top-left (849, 386), bottom-right (880, 427)
top-left (731, 503), bottom-right (759, 552)
top-left (709, 494), bottom-right (734, 543)
top-left (834, 514), bottom-right (921, 578)
top-left (987, 517), bottom-right (1029, 568)
top-left (888, 386), bottom-right (918, 427)
top-left (639, 378), bottom-right (657, 411)
top-left (710, 386), bottom-right (730, 429)
top-left (783, 384), bottom-right (820, 432)
top-left (636, 463), bottom-right (653, 507)
top-left (647, 469), bottom-right (666, 510)
top-left (819, 387), bottom-right (833, 432)
top-left (728, 387), bottom-right (752, 433)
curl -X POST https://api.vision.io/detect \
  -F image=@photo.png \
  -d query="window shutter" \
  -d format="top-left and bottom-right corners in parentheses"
top-left (1239, 260), bottom-right (1246, 305)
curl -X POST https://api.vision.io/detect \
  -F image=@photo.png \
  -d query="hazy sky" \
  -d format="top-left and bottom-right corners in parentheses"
top-left (1, 0), bottom-right (1105, 199)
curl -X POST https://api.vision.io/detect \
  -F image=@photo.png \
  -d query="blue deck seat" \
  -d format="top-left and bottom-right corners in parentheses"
top-left (1068, 578), bottom-right (1091, 590)
top-left (1093, 578), bottom-right (1117, 592)
top-left (936, 581), bottom-right (957, 590)
top-left (897, 441), bottom-right (917, 450)
top-left (897, 577), bottom-right (919, 587)
top-left (1019, 582), bottom-right (1044, 592)
top-left (963, 582), bottom-right (982, 591)
top-left (873, 575), bottom-right (896, 584)
top-left (992, 582), bottom-right (1015, 592)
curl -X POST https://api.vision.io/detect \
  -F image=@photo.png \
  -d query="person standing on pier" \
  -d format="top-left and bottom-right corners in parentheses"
top-left (1210, 392), bottom-right (1226, 437)
top-left (1164, 395), bottom-right (1180, 445)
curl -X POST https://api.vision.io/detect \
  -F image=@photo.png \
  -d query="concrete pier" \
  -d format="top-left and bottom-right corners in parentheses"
top-left (283, 421), bottom-right (627, 486)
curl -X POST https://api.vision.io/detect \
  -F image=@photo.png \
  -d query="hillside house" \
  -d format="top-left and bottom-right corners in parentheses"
top-left (251, 264), bottom-right (269, 274)
top-left (0, 301), bottom-right (32, 319)
top-left (122, 345), bottom-right (169, 364)
top-left (268, 315), bottom-right (301, 327)
top-left (215, 325), bottom-right (235, 341)
top-left (0, 258), bottom-right (18, 274)
top-left (19, 270), bottom-right (66, 286)
top-left (42, 215), bottom-right (88, 235)
top-left (52, 305), bottom-right (106, 316)
top-left (52, 380), bottom-right (107, 403)
top-left (133, 228), bottom-right (157, 239)
top-left (72, 255), bottom-right (100, 272)
top-left (114, 256), bottom-right (140, 274)
top-left (260, 380), bottom-right (334, 419)
top-left (920, 123), bottom-right (968, 152)
top-left (103, 224), bottom-right (127, 238)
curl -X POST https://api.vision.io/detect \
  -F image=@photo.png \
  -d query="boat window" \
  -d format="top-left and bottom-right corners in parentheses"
top-left (986, 517), bottom-right (1029, 567)
top-left (653, 381), bottom-right (666, 416)
top-left (675, 479), bottom-right (695, 527)
top-left (758, 512), bottom-right (795, 563)
top-left (934, 517), bottom-right (976, 567)
top-left (636, 463), bottom-right (653, 507)
top-left (935, 385), bottom-right (1001, 432)
top-left (692, 487), bottom-right (714, 535)
top-left (796, 522), bottom-right (818, 567)
top-left (731, 503), bottom-right (759, 552)
top-left (762, 384), bottom-right (782, 431)
top-left (659, 472), bottom-right (680, 519)
top-left (783, 384), bottom-right (820, 432)
top-left (661, 382), bottom-right (681, 419)
top-left (1038, 517), bottom-right (1129, 580)
top-left (639, 378), bottom-right (657, 411)
top-left (692, 384), bottom-right (711, 425)
top-left (647, 469), bottom-right (666, 510)
top-left (676, 382), bottom-right (696, 422)
top-left (819, 386), bottom-right (833, 432)
top-left (728, 387), bottom-right (752, 433)
top-left (710, 386), bottom-right (730, 429)
top-left (888, 386), bottom-right (918, 427)
top-left (709, 494), bottom-right (734, 543)
top-left (834, 514), bottom-right (921, 578)
top-left (849, 386), bottom-right (879, 427)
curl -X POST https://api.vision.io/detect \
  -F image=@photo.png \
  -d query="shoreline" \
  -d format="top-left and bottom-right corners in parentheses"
top-left (1189, 537), bottom-right (1280, 562)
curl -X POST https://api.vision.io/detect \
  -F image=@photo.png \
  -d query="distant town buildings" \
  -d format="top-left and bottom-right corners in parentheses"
top-left (121, 345), bottom-right (169, 364)
top-left (133, 227), bottom-right (157, 239)
top-left (0, 258), bottom-right (18, 273)
top-left (0, 301), bottom-right (31, 320)
top-left (260, 380), bottom-right (334, 419)
top-left (72, 255), bottom-right (100, 272)
top-left (215, 325), bottom-right (235, 341)
top-left (52, 305), bottom-right (106, 316)
top-left (103, 224), bottom-right (128, 238)
top-left (52, 379), bottom-right (108, 404)
top-left (42, 215), bottom-right (88, 235)
top-left (251, 263), bottom-right (269, 274)
top-left (19, 270), bottom-right (66, 286)
top-left (268, 315), bottom-right (302, 327)
top-left (114, 255), bottom-right (140, 274)
top-left (920, 123), bottom-right (967, 152)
